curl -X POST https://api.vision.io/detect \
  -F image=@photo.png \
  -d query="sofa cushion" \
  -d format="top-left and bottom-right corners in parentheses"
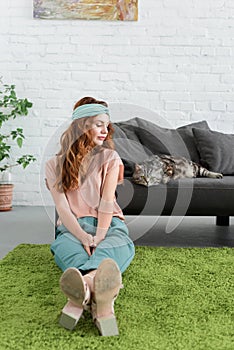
top-left (134, 117), bottom-right (185, 155)
top-left (133, 118), bottom-right (210, 162)
top-left (192, 128), bottom-right (234, 175)
top-left (177, 120), bottom-right (210, 163)
top-left (113, 123), bottom-right (151, 177)
top-left (114, 119), bottom-right (140, 142)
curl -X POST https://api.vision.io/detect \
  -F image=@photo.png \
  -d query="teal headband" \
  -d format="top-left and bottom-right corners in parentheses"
top-left (72, 103), bottom-right (109, 120)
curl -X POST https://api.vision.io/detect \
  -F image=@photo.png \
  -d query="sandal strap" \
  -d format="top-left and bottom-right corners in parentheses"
top-left (82, 282), bottom-right (91, 309)
top-left (91, 300), bottom-right (115, 321)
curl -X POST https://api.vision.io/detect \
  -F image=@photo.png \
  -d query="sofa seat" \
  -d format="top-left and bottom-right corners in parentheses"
top-left (116, 176), bottom-right (234, 217)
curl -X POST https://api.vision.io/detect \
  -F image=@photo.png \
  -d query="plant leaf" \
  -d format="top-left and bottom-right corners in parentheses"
top-left (17, 137), bottom-right (23, 148)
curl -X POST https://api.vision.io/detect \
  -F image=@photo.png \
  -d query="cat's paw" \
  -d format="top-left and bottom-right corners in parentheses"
top-left (215, 173), bottom-right (223, 179)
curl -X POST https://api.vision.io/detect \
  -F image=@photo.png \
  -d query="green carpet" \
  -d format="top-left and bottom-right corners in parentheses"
top-left (0, 245), bottom-right (233, 350)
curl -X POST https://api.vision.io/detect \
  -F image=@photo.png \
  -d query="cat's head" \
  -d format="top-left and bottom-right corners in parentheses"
top-left (132, 158), bottom-right (164, 187)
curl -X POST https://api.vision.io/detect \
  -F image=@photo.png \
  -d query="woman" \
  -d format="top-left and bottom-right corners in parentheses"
top-left (45, 97), bottom-right (135, 336)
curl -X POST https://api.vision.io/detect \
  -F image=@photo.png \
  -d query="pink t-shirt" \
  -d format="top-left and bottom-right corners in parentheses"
top-left (45, 148), bottom-right (125, 221)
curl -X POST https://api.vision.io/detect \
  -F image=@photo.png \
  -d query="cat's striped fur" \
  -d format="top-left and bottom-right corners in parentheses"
top-left (133, 154), bottom-right (223, 187)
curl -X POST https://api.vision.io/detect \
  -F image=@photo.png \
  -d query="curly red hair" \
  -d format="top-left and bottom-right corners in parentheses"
top-left (55, 97), bottom-right (115, 192)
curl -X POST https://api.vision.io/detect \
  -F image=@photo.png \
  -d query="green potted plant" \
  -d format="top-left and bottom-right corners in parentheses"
top-left (0, 80), bottom-right (36, 211)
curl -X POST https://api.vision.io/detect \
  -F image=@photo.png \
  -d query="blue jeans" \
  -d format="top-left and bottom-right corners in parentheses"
top-left (50, 216), bottom-right (135, 273)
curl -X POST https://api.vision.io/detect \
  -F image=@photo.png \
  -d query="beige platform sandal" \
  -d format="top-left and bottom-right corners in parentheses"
top-left (59, 267), bottom-right (91, 330)
top-left (92, 258), bottom-right (123, 337)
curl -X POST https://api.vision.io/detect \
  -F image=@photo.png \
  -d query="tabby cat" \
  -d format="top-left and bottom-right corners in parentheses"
top-left (132, 154), bottom-right (223, 187)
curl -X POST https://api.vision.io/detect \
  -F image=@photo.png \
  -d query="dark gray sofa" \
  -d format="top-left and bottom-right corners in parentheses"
top-left (112, 118), bottom-right (234, 226)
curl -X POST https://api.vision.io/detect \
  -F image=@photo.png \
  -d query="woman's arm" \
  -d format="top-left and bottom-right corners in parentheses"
top-left (94, 165), bottom-right (119, 245)
top-left (46, 177), bottom-right (94, 254)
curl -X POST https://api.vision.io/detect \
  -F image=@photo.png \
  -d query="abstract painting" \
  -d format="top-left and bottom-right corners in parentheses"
top-left (33, 0), bottom-right (138, 21)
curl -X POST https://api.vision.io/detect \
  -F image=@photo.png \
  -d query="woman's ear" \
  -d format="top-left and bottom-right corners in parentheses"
top-left (84, 117), bottom-right (94, 131)
top-left (83, 121), bottom-right (90, 131)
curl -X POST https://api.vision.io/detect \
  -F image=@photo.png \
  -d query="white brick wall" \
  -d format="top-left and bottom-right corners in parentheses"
top-left (1, 0), bottom-right (234, 205)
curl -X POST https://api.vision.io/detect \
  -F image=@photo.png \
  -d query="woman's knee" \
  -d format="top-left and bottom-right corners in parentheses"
top-left (50, 235), bottom-right (89, 271)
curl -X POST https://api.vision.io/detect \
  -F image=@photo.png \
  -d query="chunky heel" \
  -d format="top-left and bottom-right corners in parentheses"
top-left (59, 300), bottom-right (83, 330)
top-left (95, 314), bottom-right (119, 336)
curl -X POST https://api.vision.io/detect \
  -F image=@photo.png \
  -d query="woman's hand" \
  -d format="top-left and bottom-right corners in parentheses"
top-left (90, 234), bottom-right (105, 254)
top-left (81, 232), bottom-right (106, 256)
top-left (93, 235), bottom-right (105, 247)
top-left (81, 233), bottom-right (94, 256)
top-left (83, 245), bottom-right (92, 256)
